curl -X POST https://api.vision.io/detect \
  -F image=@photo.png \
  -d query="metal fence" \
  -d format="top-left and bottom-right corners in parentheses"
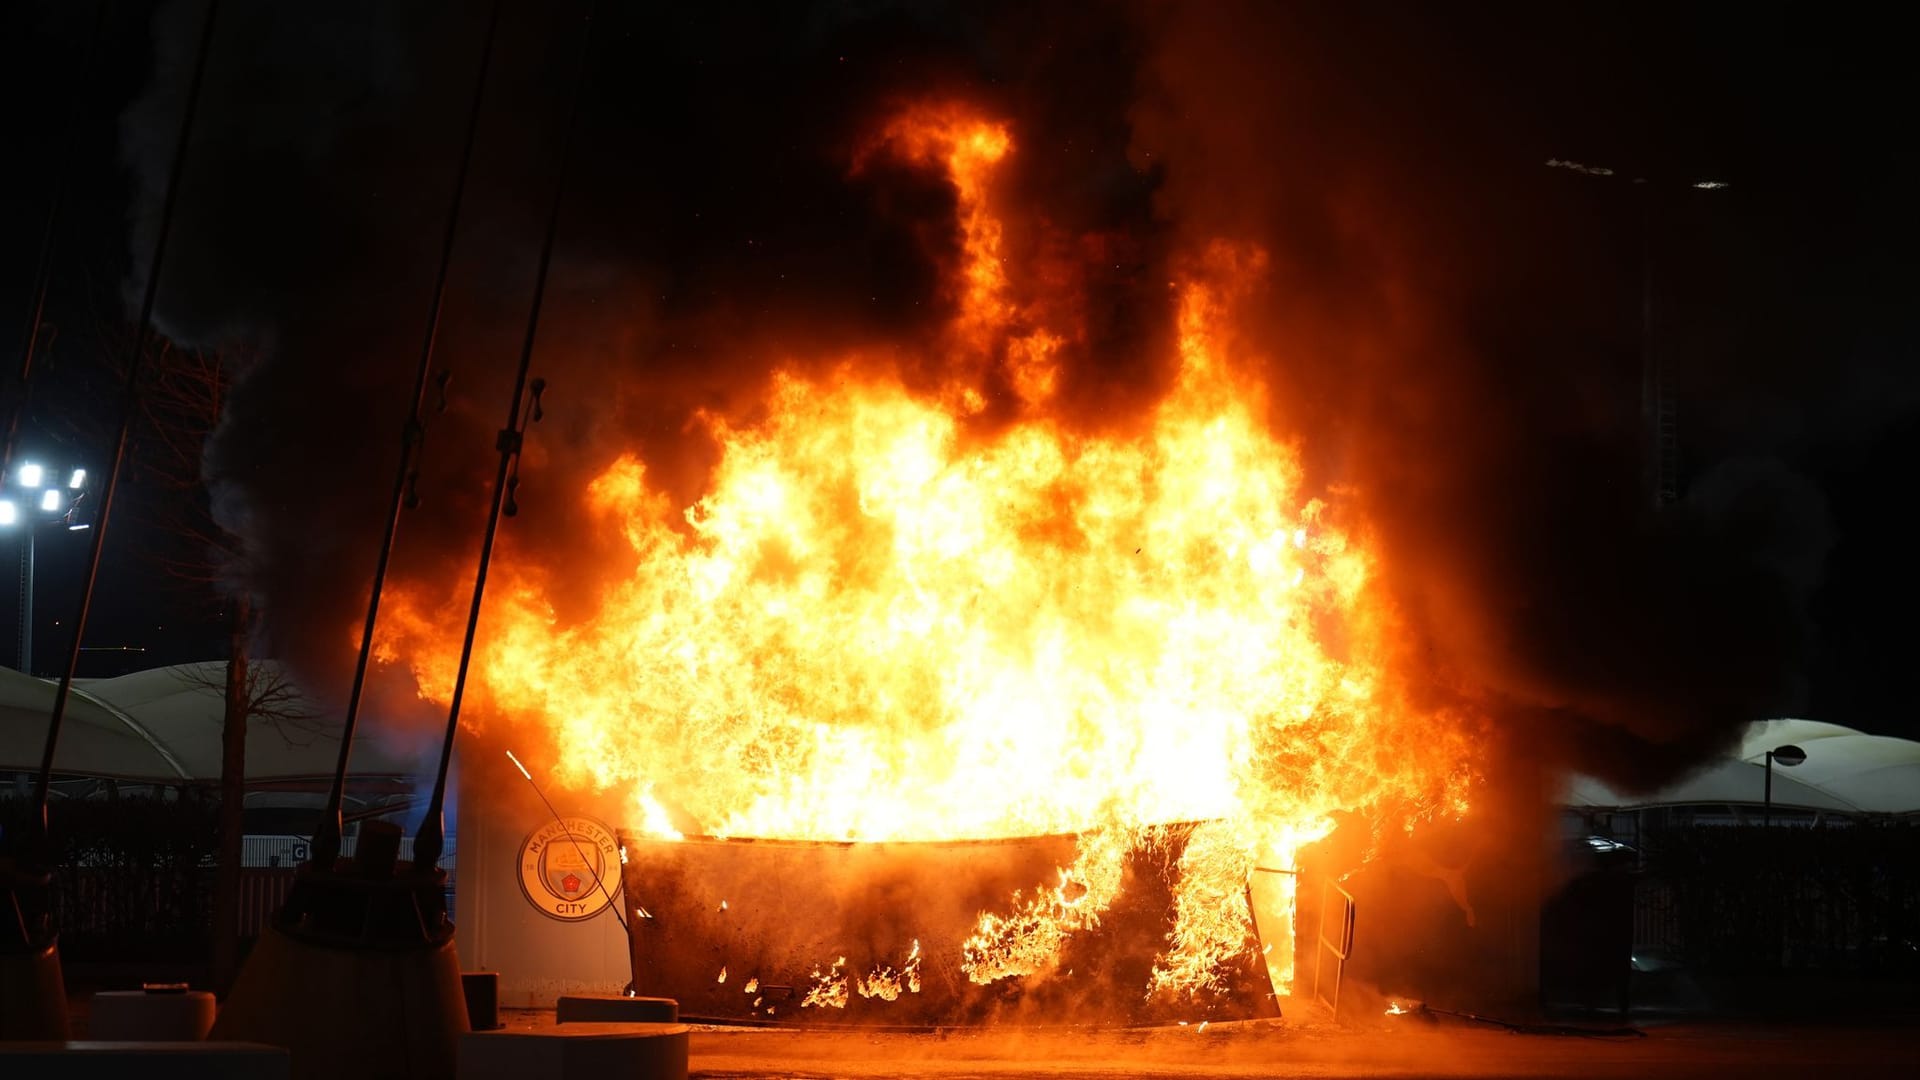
top-left (6, 796), bottom-right (455, 961)
top-left (1633, 823), bottom-right (1920, 975)
top-left (52, 865), bottom-right (297, 959)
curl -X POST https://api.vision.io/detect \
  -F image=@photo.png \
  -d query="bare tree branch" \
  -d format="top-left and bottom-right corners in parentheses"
top-left (175, 658), bottom-right (325, 744)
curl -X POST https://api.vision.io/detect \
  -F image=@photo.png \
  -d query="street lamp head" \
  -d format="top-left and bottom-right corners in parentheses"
top-left (17, 462), bottom-right (43, 488)
top-left (1770, 744), bottom-right (1807, 768)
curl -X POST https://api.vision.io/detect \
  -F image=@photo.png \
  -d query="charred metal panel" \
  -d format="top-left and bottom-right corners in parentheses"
top-left (616, 831), bottom-right (1275, 1025)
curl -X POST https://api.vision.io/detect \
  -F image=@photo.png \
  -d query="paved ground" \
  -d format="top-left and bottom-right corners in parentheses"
top-left (435, 999), bottom-right (1920, 1076)
top-left (60, 991), bottom-right (1920, 1078)
top-left (677, 1018), bottom-right (1919, 1079)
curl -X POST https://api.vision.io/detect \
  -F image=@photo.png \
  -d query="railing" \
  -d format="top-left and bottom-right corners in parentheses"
top-left (56, 865), bottom-right (449, 953)
top-left (1633, 824), bottom-right (1920, 975)
top-left (240, 832), bottom-right (457, 868)
top-left (1312, 877), bottom-right (1356, 1021)
top-left (236, 867), bottom-right (298, 937)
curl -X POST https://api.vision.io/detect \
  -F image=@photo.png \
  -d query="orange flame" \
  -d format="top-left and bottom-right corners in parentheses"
top-left (802, 956), bottom-right (849, 1010)
top-left (378, 102), bottom-right (1473, 999)
top-left (855, 940), bottom-right (923, 1001)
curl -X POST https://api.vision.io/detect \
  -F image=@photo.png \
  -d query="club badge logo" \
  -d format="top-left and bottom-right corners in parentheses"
top-left (517, 816), bottom-right (622, 922)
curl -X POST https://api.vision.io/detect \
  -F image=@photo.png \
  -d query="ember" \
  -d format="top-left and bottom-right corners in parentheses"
top-left (378, 103), bottom-right (1476, 1006)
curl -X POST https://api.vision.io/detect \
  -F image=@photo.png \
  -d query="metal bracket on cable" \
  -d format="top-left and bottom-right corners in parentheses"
top-left (303, 0), bottom-right (505, 882)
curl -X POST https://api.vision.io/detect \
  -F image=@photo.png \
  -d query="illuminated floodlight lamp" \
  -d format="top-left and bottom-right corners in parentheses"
top-left (2, 459), bottom-right (91, 527)
top-left (1693, 180), bottom-right (1730, 190)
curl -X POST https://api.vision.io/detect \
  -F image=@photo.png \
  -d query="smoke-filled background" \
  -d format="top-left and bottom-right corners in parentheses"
top-left (7, 1), bottom-right (1917, 803)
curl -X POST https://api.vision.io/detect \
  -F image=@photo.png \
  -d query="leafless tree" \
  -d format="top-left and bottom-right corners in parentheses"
top-left (21, 241), bottom-right (301, 990)
top-left (134, 338), bottom-right (275, 995)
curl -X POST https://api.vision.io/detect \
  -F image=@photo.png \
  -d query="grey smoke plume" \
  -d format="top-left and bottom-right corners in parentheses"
top-left (118, 0), bottom-right (1905, 795)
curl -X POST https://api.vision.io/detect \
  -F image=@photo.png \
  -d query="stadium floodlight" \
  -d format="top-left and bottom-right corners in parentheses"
top-left (2, 458), bottom-right (94, 672)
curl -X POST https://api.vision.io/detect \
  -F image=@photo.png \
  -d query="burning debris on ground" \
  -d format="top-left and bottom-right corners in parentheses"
top-left (2, 1), bottom-right (1918, 1077)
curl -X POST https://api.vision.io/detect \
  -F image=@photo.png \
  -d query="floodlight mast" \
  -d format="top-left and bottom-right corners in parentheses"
top-left (412, 0), bottom-right (602, 875)
top-left (29, 0), bottom-right (222, 860)
top-left (1544, 157), bottom-right (1729, 512)
top-left (2, 463), bottom-right (93, 673)
top-left (310, 0), bottom-right (505, 875)
top-left (1, 10), bottom-right (213, 1047)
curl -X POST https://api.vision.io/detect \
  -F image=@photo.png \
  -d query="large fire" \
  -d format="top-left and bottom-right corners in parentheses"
top-left (379, 103), bottom-right (1474, 1003)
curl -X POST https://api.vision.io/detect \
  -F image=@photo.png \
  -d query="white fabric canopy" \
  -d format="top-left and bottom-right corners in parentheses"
top-left (0, 666), bottom-right (192, 780)
top-left (1565, 718), bottom-right (1920, 815)
top-left (1735, 719), bottom-right (1920, 814)
top-left (1, 661), bottom-right (422, 784)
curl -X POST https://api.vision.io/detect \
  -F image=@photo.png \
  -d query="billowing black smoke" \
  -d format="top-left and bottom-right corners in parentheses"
top-left (119, 0), bottom-right (1909, 795)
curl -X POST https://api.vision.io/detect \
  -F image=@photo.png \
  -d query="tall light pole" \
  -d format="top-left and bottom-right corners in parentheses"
top-left (1762, 743), bottom-right (1807, 828)
top-left (2, 0), bottom-right (217, 1046)
top-left (2, 461), bottom-right (91, 674)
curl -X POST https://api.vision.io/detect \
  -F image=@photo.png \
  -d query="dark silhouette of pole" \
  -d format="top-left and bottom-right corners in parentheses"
top-left (16, 529), bottom-right (33, 673)
top-left (1545, 158), bottom-right (1726, 511)
top-left (1639, 187), bottom-right (1661, 509)
top-left (29, 0), bottom-right (222, 856)
top-left (1762, 744), bottom-right (1806, 828)
top-left (3, 0), bottom-right (111, 483)
top-left (1764, 750), bottom-right (1772, 828)
top-left (412, 2), bottom-right (600, 875)
top-left (311, 0), bottom-right (505, 873)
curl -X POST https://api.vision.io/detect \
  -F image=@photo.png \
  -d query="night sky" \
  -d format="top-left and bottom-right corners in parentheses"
top-left (2, 1), bottom-right (1916, 772)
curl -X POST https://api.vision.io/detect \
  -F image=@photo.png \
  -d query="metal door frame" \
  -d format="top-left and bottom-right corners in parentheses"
top-left (1312, 877), bottom-right (1356, 1021)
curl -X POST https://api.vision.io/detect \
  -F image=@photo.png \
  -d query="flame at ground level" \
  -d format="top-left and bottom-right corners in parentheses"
top-left (376, 102), bottom-right (1475, 1000)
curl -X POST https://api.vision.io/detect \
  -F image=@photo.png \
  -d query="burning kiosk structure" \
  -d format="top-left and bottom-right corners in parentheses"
top-left (387, 104), bottom-right (1482, 1024)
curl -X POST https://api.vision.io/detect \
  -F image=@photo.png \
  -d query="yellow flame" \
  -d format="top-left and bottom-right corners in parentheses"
top-left (635, 784), bottom-right (682, 841)
top-left (859, 939), bottom-right (925, 1001)
top-left (377, 102), bottom-right (1475, 1001)
top-left (802, 957), bottom-right (849, 1010)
